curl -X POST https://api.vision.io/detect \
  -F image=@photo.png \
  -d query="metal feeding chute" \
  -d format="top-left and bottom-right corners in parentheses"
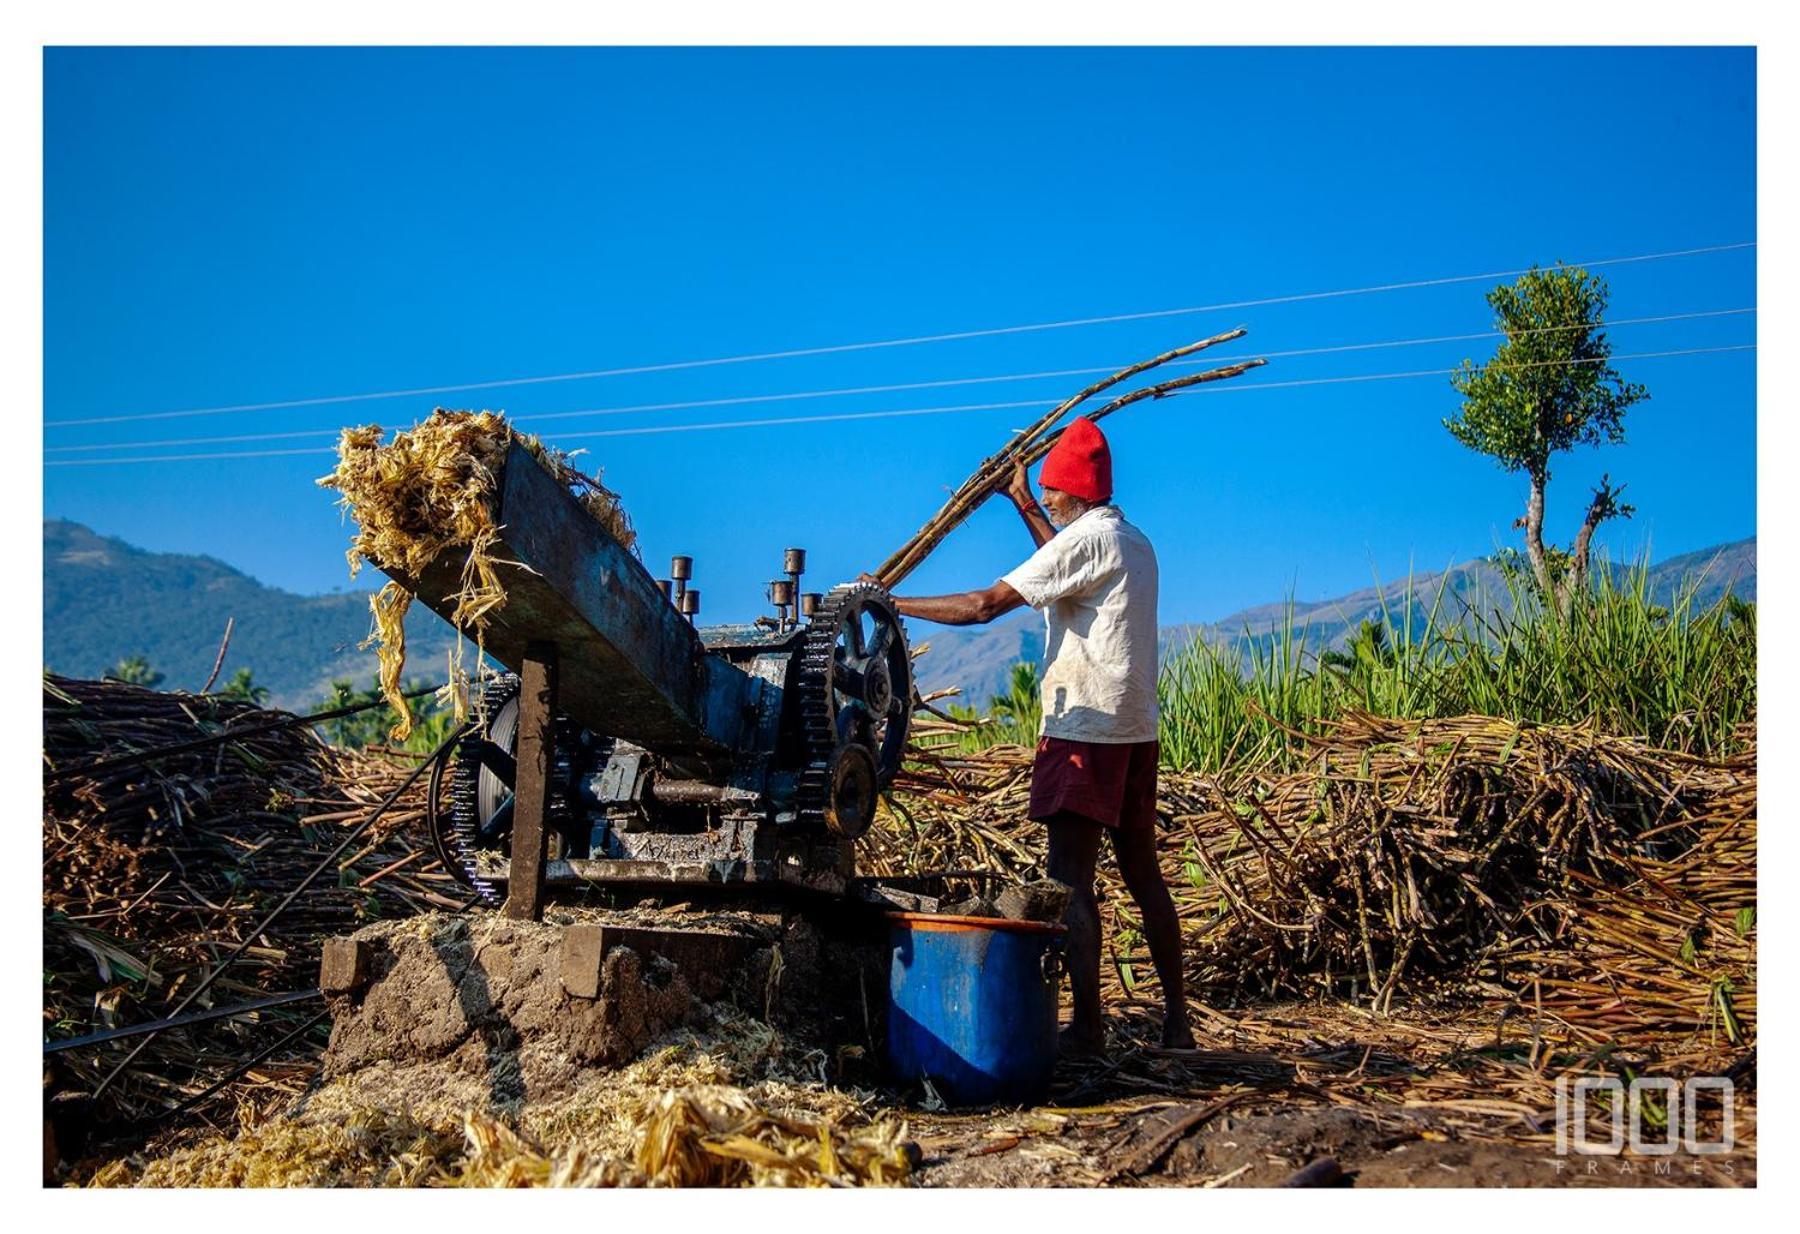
top-left (383, 440), bottom-right (912, 915)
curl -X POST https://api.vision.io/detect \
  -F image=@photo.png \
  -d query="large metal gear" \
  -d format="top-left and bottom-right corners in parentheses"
top-left (794, 581), bottom-right (913, 837)
top-left (436, 673), bottom-right (582, 903)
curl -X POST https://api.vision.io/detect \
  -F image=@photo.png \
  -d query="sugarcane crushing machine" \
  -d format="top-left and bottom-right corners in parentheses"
top-left (371, 441), bottom-right (915, 918)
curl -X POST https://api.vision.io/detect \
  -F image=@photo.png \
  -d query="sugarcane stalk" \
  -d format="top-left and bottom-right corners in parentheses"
top-left (873, 329), bottom-right (1258, 587)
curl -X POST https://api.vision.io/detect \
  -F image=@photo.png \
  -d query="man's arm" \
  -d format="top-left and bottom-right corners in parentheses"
top-left (1004, 459), bottom-right (1056, 549)
top-left (891, 580), bottom-right (1027, 626)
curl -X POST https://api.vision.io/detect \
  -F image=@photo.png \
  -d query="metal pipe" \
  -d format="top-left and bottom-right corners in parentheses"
top-left (649, 779), bottom-right (731, 805)
top-left (134, 1008), bottom-right (333, 1132)
top-left (44, 989), bottom-right (325, 1055)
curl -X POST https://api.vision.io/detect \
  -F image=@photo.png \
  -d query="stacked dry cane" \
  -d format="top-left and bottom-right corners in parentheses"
top-left (874, 330), bottom-right (1265, 588)
top-left (42, 676), bottom-right (464, 1121)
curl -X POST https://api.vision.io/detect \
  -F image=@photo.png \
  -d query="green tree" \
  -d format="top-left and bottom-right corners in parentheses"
top-left (219, 667), bottom-right (271, 705)
top-left (1445, 264), bottom-right (1649, 612)
top-left (314, 676), bottom-right (456, 752)
top-left (988, 661), bottom-right (1042, 742)
top-left (106, 655), bottom-right (163, 688)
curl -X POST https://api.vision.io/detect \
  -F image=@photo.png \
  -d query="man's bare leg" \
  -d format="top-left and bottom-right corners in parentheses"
top-left (1111, 822), bottom-right (1196, 1049)
top-left (1045, 811), bottom-right (1105, 1056)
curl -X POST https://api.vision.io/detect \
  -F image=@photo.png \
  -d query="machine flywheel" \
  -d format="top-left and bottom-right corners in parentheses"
top-left (794, 581), bottom-right (913, 837)
top-left (433, 673), bottom-right (582, 904)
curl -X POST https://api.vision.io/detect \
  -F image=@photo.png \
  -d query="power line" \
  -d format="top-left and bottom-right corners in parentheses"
top-left (46, 444), bottom-right (341, 466)
top-left (1177, 344), bottom-right (1757, 395)
top-left (1243, 307), bottom-right (1754, 362)
top-left (42, 306), bottom-right (1758, 455)
top-left (545, 345), bottom-right (1755, 439)
top-left (43, 344), bottom-right (1755, 467)
top-left (44, 241), bottom-right (1755, 429)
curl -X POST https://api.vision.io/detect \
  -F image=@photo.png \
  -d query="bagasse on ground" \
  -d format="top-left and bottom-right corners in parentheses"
top-left (316, 408), bottom-right (636, 738)
top-left (90, 1018), bottom-right (914, 1187)
top-left (81, 905), bottom-right (909, 1187)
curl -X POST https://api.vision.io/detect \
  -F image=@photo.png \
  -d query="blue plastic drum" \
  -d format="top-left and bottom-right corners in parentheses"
top-left (885, 911), bottom-right (1067, 1107)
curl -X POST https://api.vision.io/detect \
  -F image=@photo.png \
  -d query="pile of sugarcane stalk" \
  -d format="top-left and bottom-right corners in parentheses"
top-left (42, 676), bottom-right (462, 1121)
top-left (876, 711), bottom-right (1756, 1054)
top-left (1517, 795), bottom-right (1755, 1049)
top-left (874, 330), bottom-right (1265, 588)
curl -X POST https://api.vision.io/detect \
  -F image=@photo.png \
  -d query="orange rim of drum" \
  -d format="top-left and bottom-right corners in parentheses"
top-left (886, 911), bottom-right (1068, 935)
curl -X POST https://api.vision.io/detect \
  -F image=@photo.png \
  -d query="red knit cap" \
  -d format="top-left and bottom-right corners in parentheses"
top-left (1039, 416), bottom-right (1112, 503)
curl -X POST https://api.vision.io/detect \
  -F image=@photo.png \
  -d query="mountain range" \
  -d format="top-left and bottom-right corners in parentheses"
top-left (43, 519), bottom-right (461, 709)
top-left (43, 518), bottom-right (1755, 713)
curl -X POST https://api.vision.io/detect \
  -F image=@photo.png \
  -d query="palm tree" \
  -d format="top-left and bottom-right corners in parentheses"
top-left (1321, 619), bottom-right (1394, 676)
top-left (988, 661), bottom-right (1041, 742)
top-left (106, 655), bottom-right (164, 688)
top-left (220, 668), bottom-right (271, 705)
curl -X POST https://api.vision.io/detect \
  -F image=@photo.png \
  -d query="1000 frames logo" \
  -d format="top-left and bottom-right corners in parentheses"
top-left (1554, 1077), bottom-right (1740, 1179)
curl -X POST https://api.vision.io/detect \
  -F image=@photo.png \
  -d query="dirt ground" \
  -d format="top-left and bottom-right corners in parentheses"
top-left (908, 1096), bottom-right (1752, 1188)
top-left (68, 993), bottom-right (1755, 1189)
top-left (900, 1000), bottom-right (1756, 1189)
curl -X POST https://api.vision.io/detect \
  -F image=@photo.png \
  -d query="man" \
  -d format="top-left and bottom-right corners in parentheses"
top-left (883, 418), bottom-right (1193, 1054)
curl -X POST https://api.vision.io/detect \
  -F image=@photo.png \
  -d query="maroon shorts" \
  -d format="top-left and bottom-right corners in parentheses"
top-left (1027, 736), bottom-right (1160, 831)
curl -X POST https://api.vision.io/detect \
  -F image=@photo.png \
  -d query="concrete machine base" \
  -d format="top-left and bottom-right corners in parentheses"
top-left (318, 907), bottom-right (886, 1102)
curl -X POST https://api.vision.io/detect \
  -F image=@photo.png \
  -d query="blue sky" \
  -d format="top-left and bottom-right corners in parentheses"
top-left (44, 46), bottom-right (1756, 626)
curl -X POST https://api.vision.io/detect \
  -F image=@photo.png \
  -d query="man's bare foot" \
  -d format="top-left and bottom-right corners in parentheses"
top-left (1058, 1025), bottom-right (1106, 1060)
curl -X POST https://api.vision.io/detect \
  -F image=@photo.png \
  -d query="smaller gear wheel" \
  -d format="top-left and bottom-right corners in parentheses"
top-left (824, 743), bottom-right (878, 839)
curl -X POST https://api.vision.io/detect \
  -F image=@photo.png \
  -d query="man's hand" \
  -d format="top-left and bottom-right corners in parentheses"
top-left (1005, 458), bottom-right (1055, 548)
top-left (1003, 458), bottom-right (1036, 510)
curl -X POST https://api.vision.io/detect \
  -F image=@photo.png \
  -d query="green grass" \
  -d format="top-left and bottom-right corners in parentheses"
top-left (941, 660), bottom-right (1043, 749)
top-left (944, 559), bottom-right (1755, 777)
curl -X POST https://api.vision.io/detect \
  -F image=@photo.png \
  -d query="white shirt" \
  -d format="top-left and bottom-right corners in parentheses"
top-left (1000, 505), bottom-right (1159, 743)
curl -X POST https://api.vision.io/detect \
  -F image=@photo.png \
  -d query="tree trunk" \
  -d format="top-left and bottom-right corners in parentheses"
top-left (1570, 496), bottom-right (1604, 598)
top-left (1567, 475), bottom-right (1627, 617)
top-left (1523, 468), bottom-right (1553, 601)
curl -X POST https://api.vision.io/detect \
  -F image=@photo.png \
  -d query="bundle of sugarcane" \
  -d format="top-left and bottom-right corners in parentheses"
top-left (317, 408), bottom-right (634, 738)
top-left (876, 711), bottom-right (1756, 1028)
top-left (867, 723), bottom-right (1042, 883)
top-left (42, 676), bottom-right (454, 1121)
top-left (1515, 794), bottom-right (1756, 1050)
top-left (1172, 713), bottom-right (1751, 1009)
top-left (873, 331), bottom-right (1265, 588)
